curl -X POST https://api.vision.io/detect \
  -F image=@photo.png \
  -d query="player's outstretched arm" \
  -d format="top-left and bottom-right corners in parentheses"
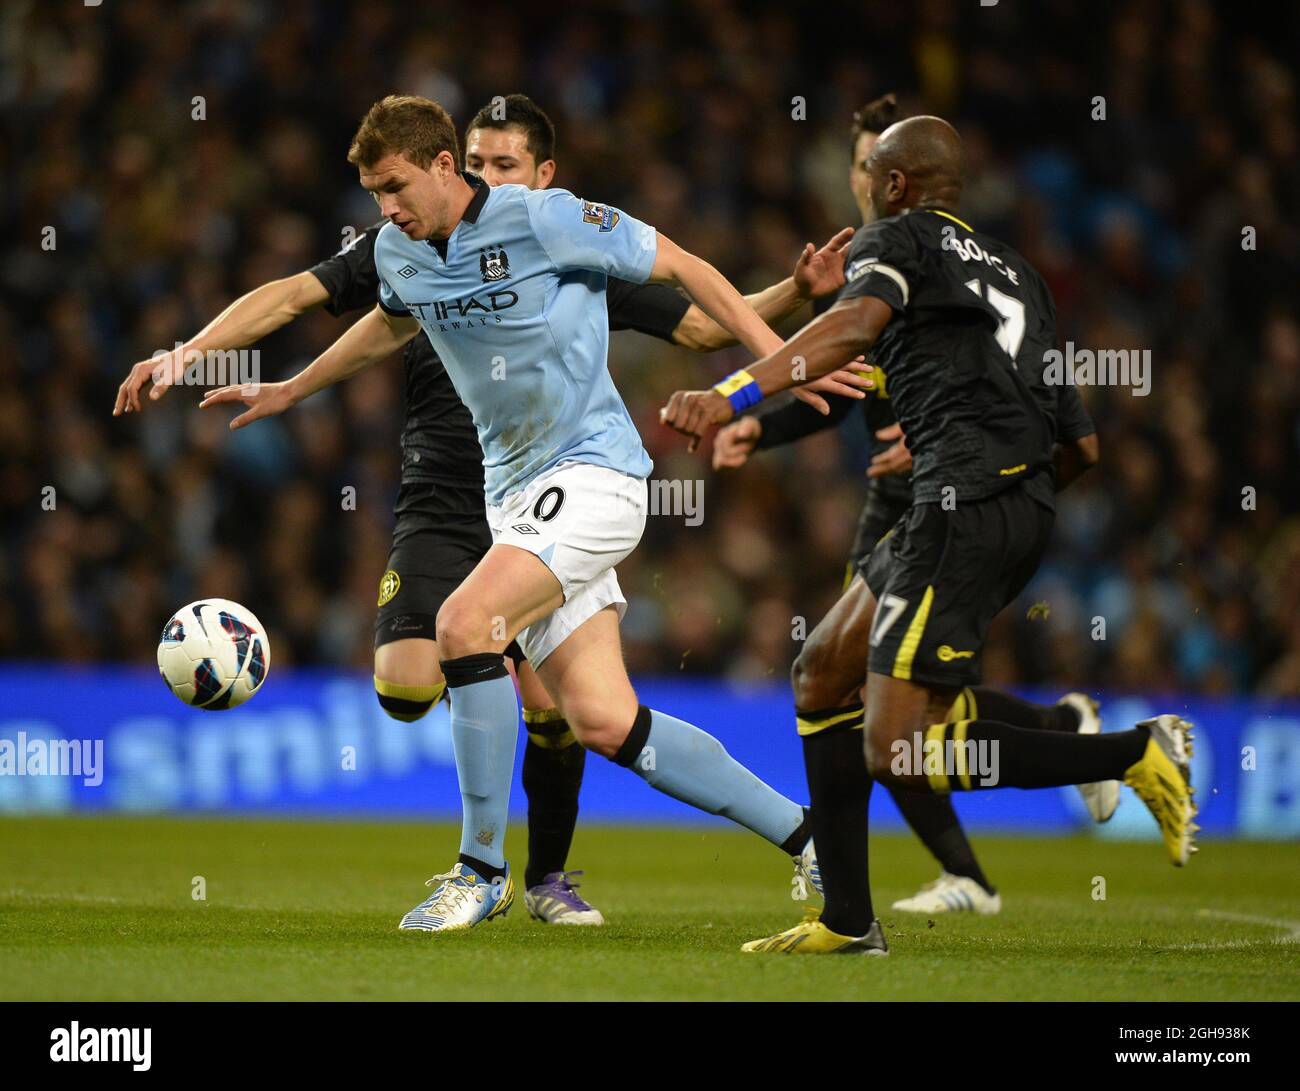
top-left (198, 305), bottom-right (418, 430)
top-left (649, 233), bottom-right (785, 360)
top-left (672, 227), bottom-right (854, 352)
top-left (113, 271), bottom-right (330, 415)
top-left (652, 230), bottom-right (870, 413)
top-left (661, 295), bottom-right (892, 449)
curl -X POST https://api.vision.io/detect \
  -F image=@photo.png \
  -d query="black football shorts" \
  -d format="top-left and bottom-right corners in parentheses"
top-left (848, 482), bottom-right (910, 574)
top-left (374, 482), bottom-right (523, 665)
top-left (860, 480), bottom-right (1054, 687)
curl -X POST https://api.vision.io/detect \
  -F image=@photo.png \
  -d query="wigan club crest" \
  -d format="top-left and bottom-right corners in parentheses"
top-left (479, 245), bottom-right (510, 282)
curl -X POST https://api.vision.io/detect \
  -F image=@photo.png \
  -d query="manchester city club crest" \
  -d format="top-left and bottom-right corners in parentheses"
top-left (479, 245), bottom-right (510, 282)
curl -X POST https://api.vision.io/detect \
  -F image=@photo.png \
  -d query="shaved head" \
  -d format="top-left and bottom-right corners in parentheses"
top-left (866, 115), bottom-right (964, 219)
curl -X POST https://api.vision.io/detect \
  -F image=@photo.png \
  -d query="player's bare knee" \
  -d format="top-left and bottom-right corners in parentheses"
top-left (791, 642), bottom-right (835, 709)
top-left (435, 599), bottom-right (493, 659)
top-left (861, 710), bottom-right (901, 782)
top-left (561, 699), bottom-right (634, 759)
top-left (576, 725), bottom-right (621, 759)
top-left (566, 715), bottom-right (622, 758)
top-left (790, 648), bottom-right (816, 709)
top-left (865, 735), bottom-right (897, 782)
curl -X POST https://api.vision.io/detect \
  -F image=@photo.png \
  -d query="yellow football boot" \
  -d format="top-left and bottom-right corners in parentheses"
top-left (741, 909), bottom-right (888, 955)
top-left (1123, 715), bottom-right (1199, 866)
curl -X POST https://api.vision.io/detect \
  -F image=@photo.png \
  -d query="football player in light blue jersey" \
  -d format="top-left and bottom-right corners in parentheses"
top-left (203, 95), bottom-right (830, 933)
top-left (370, 172), bottom-right (657, 506)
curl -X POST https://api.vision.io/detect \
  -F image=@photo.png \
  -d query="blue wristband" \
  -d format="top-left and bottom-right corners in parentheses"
top-left (713, 369), bottom-right (763, 413)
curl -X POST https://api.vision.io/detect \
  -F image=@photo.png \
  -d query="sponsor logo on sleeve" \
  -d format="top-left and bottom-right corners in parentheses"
top-left (581, 200), bottom-right (620, 232)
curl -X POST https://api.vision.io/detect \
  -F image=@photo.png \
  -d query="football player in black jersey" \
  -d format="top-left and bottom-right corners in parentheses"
top-left (713, 96), bottom-right (1116, 919)
top-left (662, 116), bottom-right (1196, 955)
top-left (113, 93), bottom-right (865, 925)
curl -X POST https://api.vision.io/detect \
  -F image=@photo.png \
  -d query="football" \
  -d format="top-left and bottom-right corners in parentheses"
top-left (156, 599), bottom-right (270, 710)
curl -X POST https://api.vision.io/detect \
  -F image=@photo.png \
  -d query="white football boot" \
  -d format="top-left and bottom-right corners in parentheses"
top-left (791, 838), bottom-right (823, 901)
top-left (892, 872), bottom-right (1002, 915)
top-left (1059, 692), bottom-right (1120, 823)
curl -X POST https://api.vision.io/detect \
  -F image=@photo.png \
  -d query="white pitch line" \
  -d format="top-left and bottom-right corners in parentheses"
top-left (1167, 909), bottom-right (1300, 951)
top-left (0, 889), bottom-right (126, 906)
top-left (0, 889), bottom-right (267, 911)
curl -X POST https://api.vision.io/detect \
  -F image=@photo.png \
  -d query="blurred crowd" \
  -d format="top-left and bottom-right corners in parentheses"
top-left (3, 0), bottom-right (1298, 697)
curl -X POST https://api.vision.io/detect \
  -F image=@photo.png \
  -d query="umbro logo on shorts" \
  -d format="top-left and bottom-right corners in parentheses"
top-left (511, 523), bottom-right (538, 535)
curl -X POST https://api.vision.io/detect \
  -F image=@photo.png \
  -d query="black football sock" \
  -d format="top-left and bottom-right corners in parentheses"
top-left (457, 853), bottom-right (507, 884)
top-left (799, 705), bottom-right (874, 937)
top-left (914, 719), bottom-right (1149, 792)
top-left (885, 784), bottom-right (994, 894)
top-left (964, 686), bottom-right (1078, 732)
top-left (521, 708), bottom-right (585, 890)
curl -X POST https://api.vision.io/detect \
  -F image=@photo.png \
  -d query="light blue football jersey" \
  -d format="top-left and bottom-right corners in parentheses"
top-left (374, 174), bottom-right (659, 505)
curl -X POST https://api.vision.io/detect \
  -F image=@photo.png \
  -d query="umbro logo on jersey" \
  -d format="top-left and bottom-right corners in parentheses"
top-left (511, 523), bottom-right (539, 535)
top-left (480, 246), bottom-right (510, 282)
top-left (397, 264), bottom-right (418, 279)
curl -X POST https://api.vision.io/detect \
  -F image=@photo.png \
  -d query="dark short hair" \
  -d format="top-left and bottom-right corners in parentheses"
top-left (850, 93), bottom-right (899, 158)
top-left (348, 95), bottom-right (460, 170)
top-left (465, 94), bottom-right (556, 164)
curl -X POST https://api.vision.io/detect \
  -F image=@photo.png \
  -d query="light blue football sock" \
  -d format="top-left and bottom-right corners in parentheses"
top-left (617, 707), bottom-right (806, 849)
top-left (443, 664), bottom-right (519, 870)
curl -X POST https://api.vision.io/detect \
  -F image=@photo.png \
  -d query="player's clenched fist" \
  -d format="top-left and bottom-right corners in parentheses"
top-left (713, 417), bottom-right (762, 470)
top-left (199, 380), bottom-right (296, 430)
top-left (660, 389), bottom-right (734, 453)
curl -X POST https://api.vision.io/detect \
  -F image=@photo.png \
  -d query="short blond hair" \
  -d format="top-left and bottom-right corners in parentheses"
top-left (347, 95), bottom-right (460, 170)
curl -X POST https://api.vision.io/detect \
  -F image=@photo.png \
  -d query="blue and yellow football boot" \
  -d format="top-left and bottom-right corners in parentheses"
top-left (398, 862), bottom-right (514, 932)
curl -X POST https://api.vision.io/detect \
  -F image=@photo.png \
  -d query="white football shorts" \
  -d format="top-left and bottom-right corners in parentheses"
top-left (486, 460), bottom-right (647, 665)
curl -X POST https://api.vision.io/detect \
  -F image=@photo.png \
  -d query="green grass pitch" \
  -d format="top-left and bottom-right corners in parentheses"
top-left (2, 816), bottom-right (1297, 1001)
